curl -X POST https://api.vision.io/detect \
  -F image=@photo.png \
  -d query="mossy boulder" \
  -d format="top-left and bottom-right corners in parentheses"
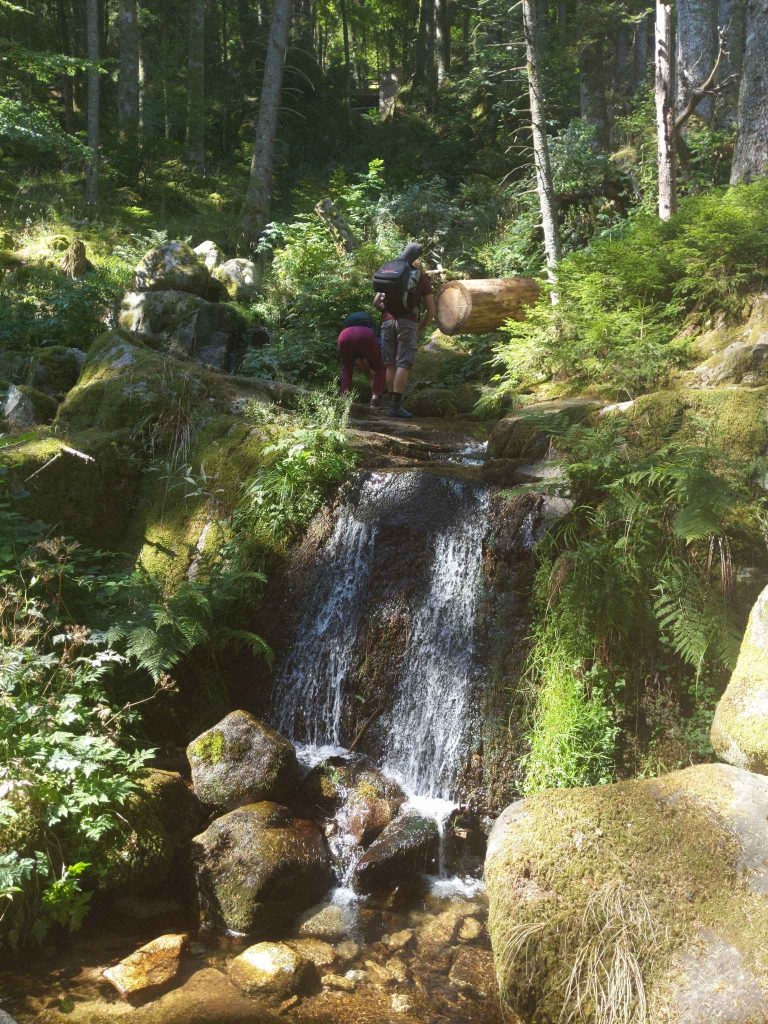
top-left (485, 763), bottom-right (768, 1024)
top-left (693, 341), bottom-right (768, 388)
top-left (193, 240), bottom-right (225, 272)
top-left (300, 758), bottom-right (405, 847)
top-left (2, 384), bottom-right (58, 431)
top-left (190, 801), bottom-right (331, 936)
top-left (134, 240), bottom-right (211, 299)
top-left (99, 769), bottom-right (203, 895)
top-left (213, 258), bottom-right (260, 302)
top-left (353, 811), bottom-right (439, 893)
top-left (712, 584), bottom-right (768, 773)
top-left (406, 384), bottom-right (481, 419)
top-left (27, 345), bottom-right (85, 398)
top-left (187, 711), bottom-right (299, 812)
top-left (488, 398), bottom-right (601, 460)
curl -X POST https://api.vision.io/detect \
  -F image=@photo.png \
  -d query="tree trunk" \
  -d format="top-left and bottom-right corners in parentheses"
top-left (676, 0), bottom-right (717, 124)
top-left (655, 1), bottom-right (677, 219)
top-left (314, 198), bottom-right (361, 254)
top-left (522, 0), bottom-right (562, 284)
top-left (633, 9), bottom-right (653, 92)
top-left (85, 0), bottom-right (100, 207)
top-left (117, 0), bottom-right (140, 179)
top-left (714, 0), bottom-right (745, 128)
top-left (57, 0), bottom-right (75, 133)
top-left (339, 0), bottom-right (352, 124)
top-left (435, 0), bottom-right (450, 87)
top-left (731, 0), bottom-right (768, 183)
top-left (238, 0), bottom-right (293, 247)
top-left (414, 0), bottom-right (431, 84)
top-left (436, 278), bottom-right (541, 335)
top-left (577, 0), bottom-right (610, 147)
top-left (185, 0), bottom-right (206, 169)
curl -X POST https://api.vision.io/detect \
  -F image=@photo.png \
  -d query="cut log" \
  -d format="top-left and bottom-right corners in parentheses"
top-left (436, 278), bottom-right (540, 336)
top-left (314, 198), bottom-right (360, 255)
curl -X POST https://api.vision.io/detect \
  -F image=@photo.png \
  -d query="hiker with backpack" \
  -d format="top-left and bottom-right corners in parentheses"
top-left (372, 242), bottom-right (435, 419)
top-left (337, 311), bottom-right (387, 408)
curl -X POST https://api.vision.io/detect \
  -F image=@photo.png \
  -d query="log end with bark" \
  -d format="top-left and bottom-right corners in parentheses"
top-left (436, 277), bottom-right (540, 335)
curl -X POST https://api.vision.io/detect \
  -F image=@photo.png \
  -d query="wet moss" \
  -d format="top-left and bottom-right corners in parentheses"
top-left (191, 730), bottom-right (225, 766)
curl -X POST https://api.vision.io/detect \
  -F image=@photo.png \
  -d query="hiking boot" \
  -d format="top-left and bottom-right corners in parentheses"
top-left (369, 395), bottom-right (384, 410)
top-left (387, 404), bottom-right (414, 419)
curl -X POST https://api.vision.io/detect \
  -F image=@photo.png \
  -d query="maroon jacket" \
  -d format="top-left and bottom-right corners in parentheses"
top-left (338, 325), bottom-right (386, 395)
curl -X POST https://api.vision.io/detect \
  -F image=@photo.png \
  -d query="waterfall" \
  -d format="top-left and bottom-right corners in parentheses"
top-left (272, 469), bottom-right (489, 804)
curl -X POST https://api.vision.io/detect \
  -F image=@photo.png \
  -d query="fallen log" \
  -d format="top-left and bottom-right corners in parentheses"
top-left (436, 277), bottom-right (540, 336)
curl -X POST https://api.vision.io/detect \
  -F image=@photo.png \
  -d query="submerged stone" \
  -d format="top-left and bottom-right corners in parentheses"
top-left (187, 710), bottom-right (299, 811)
top-left (294, 900), bottom-right (357, 941)
top-left (190, 801), bottom-right (331, 936)
top-left (102, 933), bottom-right (187, 1000)
top-left (228, 942), bottom-right (309, 1003)
top-left (353, 811), bottom-right (439, 893)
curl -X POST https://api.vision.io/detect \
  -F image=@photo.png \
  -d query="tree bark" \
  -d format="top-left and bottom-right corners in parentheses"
top-left (339, 0), bottom-right (353, 124)
top-left (85, 0), bottom-right (100, 207)
top-left (577, 0), bottom-right (610, 147)
top-left (655, 1), bottom-right (677, 220)
top-left (436, 278), bottom-right (541, 335)
top-left (714, 0), bottom-right (745, 128)
top-left (117, 0), bottom-right (140, 179)
top-left (676, 0), bottom-right (718, 124)
top-left (238, 0), bottom-right (293, 247)
top-left (435, 0), bottom-right (450, 87)
top-left (185, 0), bottom-right (206, 169)
top-left (731, 0), bottom-right (768, 183)
top-left (522, 0), bottom-right (562, 284)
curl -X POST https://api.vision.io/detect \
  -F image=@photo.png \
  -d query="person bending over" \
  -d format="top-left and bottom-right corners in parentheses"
top-left (337, 311), bottom-right (386, 408)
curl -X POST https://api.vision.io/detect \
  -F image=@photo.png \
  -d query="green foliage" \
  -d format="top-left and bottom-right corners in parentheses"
top-left (233, 391), bottom-right (356, 552)
top-left (495, 178), bottom-right (768, 396)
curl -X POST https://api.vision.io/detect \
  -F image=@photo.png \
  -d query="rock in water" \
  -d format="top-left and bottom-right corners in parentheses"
top-left (190, 802), bottom-right (331, 936)
top-left (228, 942), bottom-right (309, 1003)
top-left (103, 933), bottom-right (187, 1000)
top-left (2, 384), bottom-right (58, 431)
top-left (213, 258), bottom-right (260, 302)
top-left (485, 762), bottom-right (768, 1024)
top-left (712, 584), bottom-right (768, 773)
top-left (193, 240), bottom-right (225, 271)
top-left (134, 240), bottom-right (211, 298)
top-left (294, 900), bottom-right (357, 941)
top-left (187, 710), bottom-right (299, 811)
top-left (353, 811), bottom-right (439, 893)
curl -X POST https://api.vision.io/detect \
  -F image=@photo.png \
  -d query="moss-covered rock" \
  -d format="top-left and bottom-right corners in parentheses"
top-left (99, 769), bottom-right (202, 895)
top-left (353, 811), bottom-right (439, 893)
top-left (406, 384), bottom-right (481, 418)
top-left (487, 398), bottom-right (601, 460)
top-left (485, 763), bottom-right (768, 1024)
top-left (187, 710), bottom-right (299, 812)
top-left (213, 258), bottom-right (260, 302)
top-left (134, 240), bottom-right (211, 299)
top-left (712, 584), bottom-right (768, 773)
top-left (693, 341), bottom-right (768, 388)
top-left (190, 801), bottom-right (331, 936)
top-left (2, 384), bottom-right (58, 431)
top-left (27, 345), bottom-right (85, 398)
top-left (300, 758), bottom-right (406, 847)
top-left (193, 240), bottom-right (225, 272)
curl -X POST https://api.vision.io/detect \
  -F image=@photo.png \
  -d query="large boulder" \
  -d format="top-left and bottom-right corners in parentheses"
top-left (2, 384), bottom-right (58, 431)
top-left (193, 240), bottom-right (225, 272)
top-left (485, 763), bottom-right (768, 1024)
top-left (190, 801), bottom-right (331, 936)
top-left (228, 942), bottom-right (310, 1004)
top-left (103, 933), bottom-right (187, 1000)
top-left (694, 341), bottom-right (768, 388)
top-left (712, 584), bottom-right (768, 773)
top-left (119, 290), bottom-right (247, 371)
top-left (213, 258), bottom-right (260, 302)
top-left (27, 346), bottom-right (85, 398)
top-left (353, 811), bottom-right (439, 893)
top-left (301, 758), bottom-right (405, 846)
top-left (187, 710), bottom-right (299, 812)
top-left (134, 240), bottom-right (211, 298)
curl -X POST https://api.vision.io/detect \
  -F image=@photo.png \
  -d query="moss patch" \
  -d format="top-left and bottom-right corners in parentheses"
top-left (191, 729), bottom-right (225, 766)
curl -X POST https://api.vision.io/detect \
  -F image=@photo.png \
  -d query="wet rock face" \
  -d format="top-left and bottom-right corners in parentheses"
top-left (190, 801), bottom-right (331, 936)
top-left (102, 933), bottom-right (187, 1001)
top-left (187, 710), bottom-right (299, 812)
top-left (353, 812), bottom-right (439, 893)
top-left (134, 240), bottom-right (212, 298)
top-left (712, 584), bottom-right (768, 773)
top-left (228, 941), bottom-right (310, 1004)
top-left (485, 762), bottom-right (768, 1024)
top-left (301, 759), bottom-right (406, 847)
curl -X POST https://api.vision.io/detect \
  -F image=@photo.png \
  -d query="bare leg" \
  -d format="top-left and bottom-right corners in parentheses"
top-left (386, 364), bottom-right (396, 392)
top-left (393, 366), bottom-right (411, 393)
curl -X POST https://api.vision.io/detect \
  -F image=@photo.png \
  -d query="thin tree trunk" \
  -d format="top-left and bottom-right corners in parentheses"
top-left (57, 0), bottom-right (75, 133)
top-left (576, 0), bottom-right (609, 147)
top-left (85, 0), bottom-right (100, 206)
top-left (339, 0), bottom-right (353, 124)
top-left (655, 1), bottom-right (677, 219)
top-left (633, 9), bottom-right (652, 92)
top-left (238, 0), bottom-right (293, 247)
top-left (117, 0), bottom-right (140, 179)
top-left (414, 0), bottom-right (430, 83)
top-left (185, 0), bottom-right (206, 168)
top-left (731, 0), bottom-right (768, 183)
top-left (435, 0), bottom-right (449, 87)
top-left (676, 0), bottom-right (717, 124)
top-left (522, 0), bottom-right (562, 285)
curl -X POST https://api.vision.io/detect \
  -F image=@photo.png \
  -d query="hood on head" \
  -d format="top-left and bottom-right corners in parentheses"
top-left (400, 242), bottom-right (423, 265)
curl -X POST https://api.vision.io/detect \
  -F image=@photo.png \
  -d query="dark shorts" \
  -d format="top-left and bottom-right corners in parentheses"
top-left (381, 318), bottom-right (419, 369)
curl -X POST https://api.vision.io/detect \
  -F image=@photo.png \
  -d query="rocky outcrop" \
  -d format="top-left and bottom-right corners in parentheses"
top-left (406, 383), bottom-right (481, 418)
top-left (27, 346), bottom-right (85, 398)
top-left (190, 801), bottom-right (331, 936)
top-left (485, 762), bottom-right (768, 1024)
top-left (119, 290), bottom-right (248, 371)
top-left (187, 711), bottom-right (299, 811)
top-left (712, 584), bottom-right (768, 773)
top-left (228, 941), bottom-right (310, 1003)
top-left (694, 341), bottom-right (768, 387)
top-left (353, 811), bottom-right (438, 893)
top-left (134, 241), bottom-right (212, 299)
top-left (103, 933), bottom-right (187, 1000)
top-left (213, 257), bottom-right (260, 302)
